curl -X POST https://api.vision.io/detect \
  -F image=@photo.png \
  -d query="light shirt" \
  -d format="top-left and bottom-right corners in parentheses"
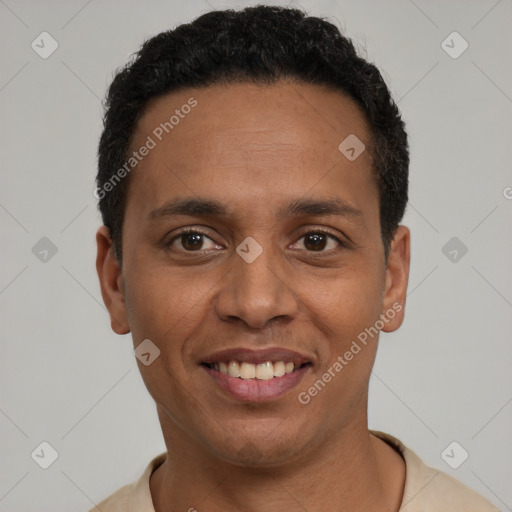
top-left (89, 430), bottom-right (499, 511)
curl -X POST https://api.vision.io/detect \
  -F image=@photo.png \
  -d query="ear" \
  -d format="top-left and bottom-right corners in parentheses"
top-left (96, 226), bottom-right (130, 335)
top-left (381, 225), bottom-right (410, 332)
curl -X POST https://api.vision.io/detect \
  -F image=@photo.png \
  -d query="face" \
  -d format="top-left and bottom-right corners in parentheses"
top-left (96, 80), bottom-right (410, 467)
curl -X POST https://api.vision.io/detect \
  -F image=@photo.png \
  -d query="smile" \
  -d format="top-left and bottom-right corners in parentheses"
top-left (200, 348), bottom-right (313, 402)
top-left (202, 360), bottom-right (306, 380)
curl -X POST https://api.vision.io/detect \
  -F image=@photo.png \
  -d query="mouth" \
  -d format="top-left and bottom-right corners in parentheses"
top-left (201, 360), bottom-right (311, 380)
top-left (200, 348), bottom-right (313, 402)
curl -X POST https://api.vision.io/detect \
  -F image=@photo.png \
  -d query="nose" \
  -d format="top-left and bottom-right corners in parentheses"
top-left (215, 243), bottom-right (299, 330)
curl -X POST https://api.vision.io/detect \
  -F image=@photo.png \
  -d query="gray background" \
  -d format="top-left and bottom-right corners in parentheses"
top-left (1, 0), bottom-right (511, 510)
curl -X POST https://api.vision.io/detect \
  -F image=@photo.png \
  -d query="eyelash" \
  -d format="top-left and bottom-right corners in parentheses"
top-left (165, 226), bottom-right (347, 254)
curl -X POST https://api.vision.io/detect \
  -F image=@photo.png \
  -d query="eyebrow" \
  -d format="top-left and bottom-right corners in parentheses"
top-left (147, 197), bottom-right (362, 221)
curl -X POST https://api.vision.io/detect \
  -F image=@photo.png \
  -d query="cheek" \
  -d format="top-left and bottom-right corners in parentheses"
top-left (304, 263), bottom-right (385, 345)
top-left (122, 260), bottom-right (223, 398)
top-left (123, 265), bottom-right (213, 421)
top-left (124, 259), bottom-right (209, 339)
top-left (295, 273), bottom-right (382, 428)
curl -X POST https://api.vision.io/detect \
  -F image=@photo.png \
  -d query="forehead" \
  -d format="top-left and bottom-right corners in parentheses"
top-left (125, 81), bottom-right (377, 220)
top-left (136, 80), bottom-right (371, 153)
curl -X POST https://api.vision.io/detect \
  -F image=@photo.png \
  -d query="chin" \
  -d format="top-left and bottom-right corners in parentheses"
top-left (206, 423), bottom-right (312, 468)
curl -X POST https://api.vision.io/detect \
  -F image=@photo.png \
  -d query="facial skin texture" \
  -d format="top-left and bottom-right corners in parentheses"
top-left (96, 81), bottom-right (410, 512)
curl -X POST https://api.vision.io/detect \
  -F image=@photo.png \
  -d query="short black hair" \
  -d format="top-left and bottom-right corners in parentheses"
top-left (96, 4), bottom-right (409, 264)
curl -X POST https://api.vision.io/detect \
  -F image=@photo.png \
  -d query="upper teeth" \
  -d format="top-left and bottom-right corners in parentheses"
top-left (212, 360), bottom-right (296, 380)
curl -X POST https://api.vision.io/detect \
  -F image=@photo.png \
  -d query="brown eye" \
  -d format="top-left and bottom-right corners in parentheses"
top-left (304, 233), bottom-right (328, 251)
top-left (166, 228), bottom-right (222, 253)
top-left (291, 231), bottom-right (342, 253)
top-left (181, 232), bottom-right (204, 251)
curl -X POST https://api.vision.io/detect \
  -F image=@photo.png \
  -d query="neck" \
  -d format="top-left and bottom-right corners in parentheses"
top-left (150, 412), bottom-right (405, 512)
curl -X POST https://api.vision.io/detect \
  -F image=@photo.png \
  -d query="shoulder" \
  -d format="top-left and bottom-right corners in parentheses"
top-left (410, 469), bottom-right (500, 511)
top-left (88, 452), bottom-right (167, 512)
top-left (88, 483), bottom-right (132, 512)
top-left (370, 431), bottom-right (500, 512)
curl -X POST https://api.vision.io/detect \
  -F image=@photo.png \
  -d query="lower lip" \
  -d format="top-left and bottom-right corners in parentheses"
top-left (202, 364), bottom-right (311, 402)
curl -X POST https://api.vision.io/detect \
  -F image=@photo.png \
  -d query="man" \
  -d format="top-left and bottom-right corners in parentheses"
top-left (93, 5), bottom-right (498, 511)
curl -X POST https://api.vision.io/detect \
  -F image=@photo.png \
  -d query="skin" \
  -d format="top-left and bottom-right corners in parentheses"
top-left (96, 80), bottom-right (410, 512)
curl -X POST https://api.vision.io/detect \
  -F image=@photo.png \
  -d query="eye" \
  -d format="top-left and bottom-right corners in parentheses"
top-left (166, 228), bottom-right (222, 252)
top-left (165, 227), bottom-right (346, 254)
top-left (291, 230), bottom-right (344, 252)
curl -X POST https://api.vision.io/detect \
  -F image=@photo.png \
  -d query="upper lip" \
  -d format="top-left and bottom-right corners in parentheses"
top-left (202, 347), bottom-right (312, 366)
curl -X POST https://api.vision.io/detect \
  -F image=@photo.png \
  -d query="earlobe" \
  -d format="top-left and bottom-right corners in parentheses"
top-left (381, 225), bottom-right (410, 333)
top-left (95, 226), bottom-right (131, 335)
